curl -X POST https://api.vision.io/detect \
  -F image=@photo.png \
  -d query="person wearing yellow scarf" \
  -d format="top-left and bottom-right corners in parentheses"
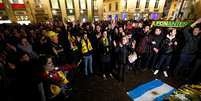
top-left (67, 32), bottom-right (78, 51)
top-left (81, 32), bottom-right (93, 77)
top-left (99, 31), bottom-right (113, 80)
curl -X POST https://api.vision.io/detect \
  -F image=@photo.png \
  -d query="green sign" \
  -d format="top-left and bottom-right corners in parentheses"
top-left (152, 21), bottom-right (192, 27)
top-left (0, 10), bottom-right (5, 15)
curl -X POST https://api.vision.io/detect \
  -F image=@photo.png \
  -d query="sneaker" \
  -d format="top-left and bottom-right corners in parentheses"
top-left (109, 73), bottom-right (114, 79)
top-left (154, 70), bottom-right (159, 75)
top-left (103, 74), bottom-right (107, 80)
top-left (163, 71), bottom-right (168, 77)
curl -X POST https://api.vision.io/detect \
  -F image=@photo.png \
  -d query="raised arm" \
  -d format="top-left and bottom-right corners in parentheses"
top-left (60, 64), bottom-right (79, 71)
top-left (191, 18), bottom-right (201, 28)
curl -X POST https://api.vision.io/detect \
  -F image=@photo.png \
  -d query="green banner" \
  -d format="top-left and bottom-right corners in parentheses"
top-left (152, 21), bottom-right (192, 27)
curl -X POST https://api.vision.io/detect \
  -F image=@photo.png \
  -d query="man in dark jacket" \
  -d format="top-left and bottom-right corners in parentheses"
top-left (188, 46), bottom-right (201, 83)
top-left (174, 18), bottom-right (201, 80)
top-left (115, 35), bottom-right (129, 82)
top-left (142, 28), bottom-right (163, 70)
top-left (154, 28), bottom-right (178, 77)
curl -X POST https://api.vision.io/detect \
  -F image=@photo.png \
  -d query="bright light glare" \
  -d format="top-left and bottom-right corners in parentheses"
top-left (0, 20), bottom-right (12, 24)
top-left (82, 18), bottom-right (86, 22)
top-left (17, 21), bottom-right (31, 25)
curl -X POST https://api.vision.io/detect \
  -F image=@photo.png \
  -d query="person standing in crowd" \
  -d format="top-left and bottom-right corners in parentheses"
top-left (111, 27), bottom-right (121, 69)
top-left (128, 39), bottom-right (137, 72)
top-left (154, 28), bottom-right (178, 77)
top-left (98, 30), bottom-right (113, 80)
top-left (47, 31), bottom-right (66, 66)
top-left (17, 37), bottom-right (39, 59)
top-left (67, 31), bottom-right (80, 64)
top-left (111, 27), bottom-right (121, 43)
top-left (80, 32), bottom-right (93, 77)
top-left (66, 31), bottom-right (81, 82)
top-left (118, 26), bottom-right (126, 37)
top-left (188, 46), bottom-right (201, 83)
top-left (136, 25), bottom-right (150, 47)
top-left (133, 22), bottom-right (144, 40)
top-left (115, 35), bottom-right (129, 82)
top-left (174, 18), bottom-right (201, 80)
top-left (16, 52), bottom-right (46, 101)
top-left (38, 55), bottom-right (78, 101)
top-left (135, 25), bottom-right (150, 69)
top-left (38, 29), bottom-right (50, 56)
top-left (91, 25), bottom-right (102, 74)
top-left (144, 28), bottom-right (163, 70)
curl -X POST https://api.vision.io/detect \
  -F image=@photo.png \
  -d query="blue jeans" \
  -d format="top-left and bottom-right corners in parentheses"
top-left (145, 52), bottom-right (159, 69)
top-left (155, 54), bottom-right (172, 71)
top-left (83, 55), bottom-right (93, 76)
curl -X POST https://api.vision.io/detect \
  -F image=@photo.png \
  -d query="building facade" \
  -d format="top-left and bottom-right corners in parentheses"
top-left (167, 0), bottom-right (201, 20)
top-left (0, 0), bottom-right (200, 24)
top-left (103, 0), bottom-right (167, 21)
top-left (0, 0), bottom-right (104, 24)
top-left (28, 0), bottom-right (104, 23)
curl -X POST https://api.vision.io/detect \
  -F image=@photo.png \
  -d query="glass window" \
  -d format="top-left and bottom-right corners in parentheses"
top-left (154, 0), bottom-right (160, 8)
top-left (94, 0), bottom-right (98, 10)
top-left (80, 0), bottom-right (86, 10)
top-left (115, 2), bottom-right (118, 11)
top-left (136, 0), bottom-right (140, 8)
top-left (0, 0), bottom-right (3, 3)
top-left (145, 0), bottom-right (150, 8)
top-left (123, 0), bottom-right (127, 10)
top-left (104, 5), bottom-right (106, 12)
top-left (34, 0), bottom-right (41, 4)
top-left (50, 0), bottom-right (60, 9)
top-left (66, 0), bottom-right (73, 9)
top-left (109, 3), bottom-right (111, 11)
top-left (10, 0), bottom-right (24, 4)
top-left (34, 0), bottom-right (42, 7)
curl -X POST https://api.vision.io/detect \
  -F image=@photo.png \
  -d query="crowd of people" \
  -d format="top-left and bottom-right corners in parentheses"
top-left (0, 18), bottom-right (201, 101)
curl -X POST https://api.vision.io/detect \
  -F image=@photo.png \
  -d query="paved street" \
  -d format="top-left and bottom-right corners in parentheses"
top-left (69, 69), bottom-right (185, 101)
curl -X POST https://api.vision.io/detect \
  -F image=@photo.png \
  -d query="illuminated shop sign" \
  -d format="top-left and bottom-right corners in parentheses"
top-left (11, 4), bottom-right (26, 9)
top-left (0, 3), bottom-right (4, 9)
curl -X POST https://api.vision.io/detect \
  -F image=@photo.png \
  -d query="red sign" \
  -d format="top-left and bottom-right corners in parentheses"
top-left (14, 10), bottom-right (27, 15)
top-left (11, 4), bottom-right (26, 9)
top-left (0, 3), bottom-right (4, 9)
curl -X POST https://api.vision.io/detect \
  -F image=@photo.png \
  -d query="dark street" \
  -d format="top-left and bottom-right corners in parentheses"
top-left (70, 69), bottom-right (184, 101)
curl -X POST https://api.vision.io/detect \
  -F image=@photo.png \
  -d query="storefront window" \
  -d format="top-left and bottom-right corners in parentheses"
top-left (114, 14), bottom-right (118, 21)
top-left (108, 15), bottom-right (112, 20)
top-left (122, 12), bottom-right (127, 20)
